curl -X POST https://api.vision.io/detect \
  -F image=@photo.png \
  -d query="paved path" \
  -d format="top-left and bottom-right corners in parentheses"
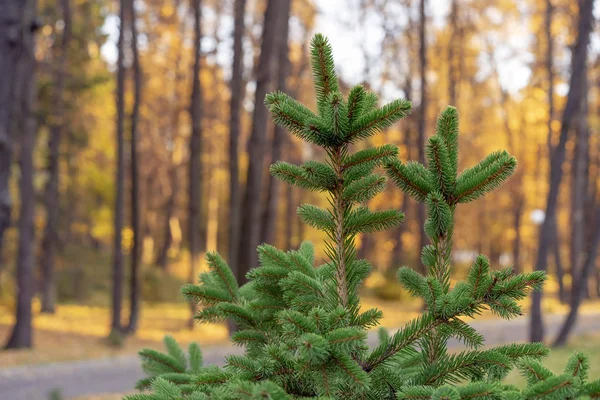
top-left (1, 313), bottom-right (599, 400)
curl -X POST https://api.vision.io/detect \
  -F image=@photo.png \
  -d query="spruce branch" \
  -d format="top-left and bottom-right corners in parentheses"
top-left (454, 151), bottom-right (517, 204)
top-left (347, 99), bottom-right (411, 143)
top-left (347, 85), bottom-right (367, 124)
top-left (131, 35), bottom-right (597, 400)
top-left (385, 159), bottom-right (433, 202)
top-left (343, 144), bottom-right (398, 170)
top-left (311, 34), bottom-right (340, 115)
top-left (426, 136), bottom-right (455, 197)
top-left (435, 106), bottom-right (459, 177)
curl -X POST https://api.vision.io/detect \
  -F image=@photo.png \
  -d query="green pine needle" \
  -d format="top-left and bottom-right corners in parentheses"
top-left (131, 35), bottom-right (595, 400)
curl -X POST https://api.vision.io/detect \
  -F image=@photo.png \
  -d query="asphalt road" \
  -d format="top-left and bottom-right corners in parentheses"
top-left (1, 312), bottom-right (599, 400)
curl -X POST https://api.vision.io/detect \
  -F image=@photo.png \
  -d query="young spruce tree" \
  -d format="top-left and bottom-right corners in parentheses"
top-left (127, 35), bottom-right (600, 400)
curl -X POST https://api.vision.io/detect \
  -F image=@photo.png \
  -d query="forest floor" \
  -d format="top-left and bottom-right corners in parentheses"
top-left (0, 294), bottom-right (593, 367)
top-left (1, 310), bottom-right (600, 399)
top-left (0, 296), bottom-right (429, 367)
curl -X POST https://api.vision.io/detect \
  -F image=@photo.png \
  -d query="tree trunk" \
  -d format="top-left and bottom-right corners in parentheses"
top-left (188, 0), bottom-right (203, 329)
top-left (512, 203), bottom-right (523, 274)
top-left (39, 0), bottom-right (71, 314)
top-left (285, 182), bottom-right (296, 250)
top-left (0, 1), bottom-right (33, 264)
top-left (110, 0), bottom-right (127, 334)
top-left (261, 0), bottom-right (291, 246)
top-left (127, 0), bottom-right (142, 334)
top-left (596, 266), bottom-right (600, 298)
top-left (156, 163), bottom-right (178, 271)
top-left (545, 0), bottom-right (555, 158)
top-left (530, 0), bottom-right (594, 343)
top-left (227, 0), bottom-right (246, 276)
top-left (554, 207), bottom-right (600, 346)
top-left (4, 0), bottom-right (38, 350)
top-left (551, 217), bottom-right (567, 302)
top-left (357, 233), bottom-right (374, 261)
top-left (571, 70), bottom-right (590, 300)
top-left (238, 0), bottom-right (281, 281)
top-left (416, 0), bottom-right (427, 275)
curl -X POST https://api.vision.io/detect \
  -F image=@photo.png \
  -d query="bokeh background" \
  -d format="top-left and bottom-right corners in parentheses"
top-left (1, 0), bottom-right (600, 398)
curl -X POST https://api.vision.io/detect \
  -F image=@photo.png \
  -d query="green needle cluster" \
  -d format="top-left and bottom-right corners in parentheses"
top-left (126, 35), bottom-right (598, 400)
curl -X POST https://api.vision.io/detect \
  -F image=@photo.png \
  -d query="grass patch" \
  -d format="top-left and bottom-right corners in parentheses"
top-left (504, 332), bottom-right (600, 386)
top-left (0, 301), bottom-right (228, 367)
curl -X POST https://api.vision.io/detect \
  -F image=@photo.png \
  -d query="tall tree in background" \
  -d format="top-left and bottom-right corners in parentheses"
top-left (544, 0), bottom-right (566, 302)
top-left (39, 0), bottom-right (72, 314)
top-left (127, 0), bottom-right (142, 334)
top-left (4, 0), bottom-right (38, 349)
top-left (188, 0), bottom-right (203, 328)
top-left (228, 0), bottom-right (246, 275)
top-left (545, 0), bottom-right (555, 159)
top-left (555, 207), bottom-right (600, 345)
top-left (530, 0), bottom-right (594, 343)
top-left (570, 70), bottom-right (590, 300)
top-left (110, 0), bottom-right (127, 335)
top-left (416, 0), bottom-right (427, 274)
top-left (261, 0), bottom-right (291, 246)
top-left (238, 0), bottom-right (281, 280)
top-left (0, 2), bottom-right (32, 262)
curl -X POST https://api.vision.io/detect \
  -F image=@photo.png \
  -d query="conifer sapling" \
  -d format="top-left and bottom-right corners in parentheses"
top-left (127, 35), bottom-right (600, 400)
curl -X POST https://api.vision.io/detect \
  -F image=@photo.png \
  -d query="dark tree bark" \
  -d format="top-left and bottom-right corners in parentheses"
top-left (238, 0), bottom-right (281, 281)
top-left (4, 0), bottom-right (38, 350)
top-left (110, 0), bottom-right (127, 334)
top-left (545, 0), bottom-right (555, 158)
top-left (544, 0), bottom-right (567, 300)
top-left (39, 0), bottom-right (71, 314)
top-left (285, 182), bottom-right (297, 250)
top-left (544, 0), bottom-right (566, 303)
top-left (596, 268), bottom-right (600, 298)
top-left (127, 0), bottom-right (142, 334)
top-left (261, 0), bottom-right (291, 246)
top-left (570, 70), bottom-right (590, 301)
top-left (156, 162), bottom-right (180, 271)
top-left (227, 0), bottom-right (246, 276)
top-left (530, 0), bottom-right (594, 343)
top-left (416, 0), bottom-right (427, 275)
top-left (357, 232), bottom-right (374, 262)
top-left (188, 0), bottom-right (203, 328)
top-left (0, 2), bottom-right (33, 264)
top-left (551, 217), bottom-right (567, 302)
top-left (554, 207), bottom-right (600, 346)
top-left (511, 205), bottom-right (523, 273)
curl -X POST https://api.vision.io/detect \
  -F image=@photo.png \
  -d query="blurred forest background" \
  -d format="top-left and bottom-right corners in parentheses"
top-left (1, 0), bottom-right (600, 366)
